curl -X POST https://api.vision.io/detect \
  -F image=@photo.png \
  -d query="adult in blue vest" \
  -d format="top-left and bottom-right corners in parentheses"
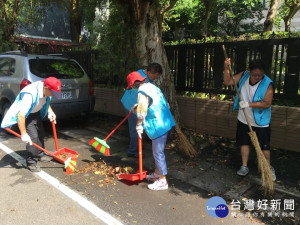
top-left (1, 77), bottom-right (61, 172)
top-left (121, 63), bottom-right (162, 158)
top-left (223, 59), bottom-right (276, 181)
top-left (125, 71), bottom-right (175, 190)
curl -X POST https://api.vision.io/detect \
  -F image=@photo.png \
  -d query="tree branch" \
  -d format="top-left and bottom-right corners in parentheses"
top-left (161, 0), bottom-right (177, 16)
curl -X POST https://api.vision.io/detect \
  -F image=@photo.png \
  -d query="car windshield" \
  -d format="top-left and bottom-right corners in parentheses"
top-left (29, 58), bottom-right (84, 79)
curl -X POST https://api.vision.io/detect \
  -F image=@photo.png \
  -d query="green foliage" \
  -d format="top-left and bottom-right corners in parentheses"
top-left (0, 14), bottom-right (15, 51)
top-left (17, 1), bottom-right (46, 31)
top-left (0, 0), bottom-right (48, 50)
top-left (164, 31), bottom-right (300, 45)
top-left (82, 0), bottom-right (105, 33)
top-left (91, 1), bottom-right (139, 86)
top-left (210, 0), bottom-right (264, 36)
top-left (183, 91), bottom-right (232, 101)
top-left (163, 0), bottom-right (201, 40)
top-left (275, 0), bottom-right (300, 32)
top-left (162, 0), bottom-right (267, 40)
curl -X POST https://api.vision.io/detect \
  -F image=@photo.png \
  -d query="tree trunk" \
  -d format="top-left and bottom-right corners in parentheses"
top-left (69, 0), bottom-right (83, 43)
top-left (128, 0), bottom-right (197, 158)
top-left (283, 0), bottom-right (300, 32)
top-left (199, 0), bottom-right (217, 39)
top-left (263, 0), bottom-right (278, 32)
top-left (129, 0), bottom-right (178, 117)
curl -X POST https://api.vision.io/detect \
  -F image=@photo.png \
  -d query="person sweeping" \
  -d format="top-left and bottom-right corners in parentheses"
top-left (121, 63), bottom-right (162, 158)
top-left (125, 71), bottom-right (175, 190)
top-left (223, 58), bottom-right (276, 182)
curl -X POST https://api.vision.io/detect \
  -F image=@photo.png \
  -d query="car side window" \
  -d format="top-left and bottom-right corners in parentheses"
top-left (0, 58), bottom-right (15, 76)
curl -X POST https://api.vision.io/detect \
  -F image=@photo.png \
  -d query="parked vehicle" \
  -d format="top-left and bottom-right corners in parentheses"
top-left (0, 51), bottom-right (95, 122)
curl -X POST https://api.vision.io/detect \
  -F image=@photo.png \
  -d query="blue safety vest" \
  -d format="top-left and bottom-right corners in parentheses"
top-left (1, 81), bottom-right (51, 128)
top-left (138, 83), bottom-right (175, 139)
top-left (233, 71), bottom-right (273, 126)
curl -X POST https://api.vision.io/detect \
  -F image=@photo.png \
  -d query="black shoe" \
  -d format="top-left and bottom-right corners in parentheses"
top-left (127, 153), bottom-right (145, 159)
top-left (27, 164), bottom-right (41, 172)
top-left (39, 155), bottom-right (52, 163)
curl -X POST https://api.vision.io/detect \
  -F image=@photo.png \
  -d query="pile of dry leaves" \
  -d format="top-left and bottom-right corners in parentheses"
top-left (73, 160), bottom-right (135, 185)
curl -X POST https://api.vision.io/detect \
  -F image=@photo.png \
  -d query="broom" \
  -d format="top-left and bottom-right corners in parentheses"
top-left (222, 45), bottom-right (274, 196)
top-left (64, 157), bottom-right (77, 175)
top-left (175, 123), bottom-right (198, 158)
top-left (89, 109), bottom-right (135, 156)
top-left (159, 76), bottom-right (198, 159)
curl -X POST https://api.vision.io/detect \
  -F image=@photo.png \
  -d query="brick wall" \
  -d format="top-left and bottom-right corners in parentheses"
top-left (94, 87), bottom-right (300, 152)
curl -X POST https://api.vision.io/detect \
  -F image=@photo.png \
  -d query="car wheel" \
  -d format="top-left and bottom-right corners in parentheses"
top-left (2, 102), bottom-right (19, 133)
top-left (78, 112), bottom-right (90, 124)
top-left (2, 102), bottom-right (11, 117)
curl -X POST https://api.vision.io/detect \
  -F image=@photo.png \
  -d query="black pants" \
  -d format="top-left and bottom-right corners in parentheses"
top-left (25, 112), bottom-right (45, 165)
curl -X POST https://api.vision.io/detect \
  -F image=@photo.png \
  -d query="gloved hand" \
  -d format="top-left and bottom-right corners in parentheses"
top-left (48, 111), bottom-right (56, 124)
top-left (239, 101), bottom-right (249, 109)
top-left (130, 104), bottom-right (138, 112)
top-left (136, 123), bottom-right (143, 139)
top-left (21, 133), bottom-right (32, 145)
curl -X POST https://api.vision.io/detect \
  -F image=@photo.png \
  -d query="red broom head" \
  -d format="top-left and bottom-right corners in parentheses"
top-left (89, 138), bottom-right (96, 145)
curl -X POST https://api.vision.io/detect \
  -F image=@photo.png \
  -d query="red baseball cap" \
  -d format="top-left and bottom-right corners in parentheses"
top-left (126, 72), bottom-right (146, 89)
top-left (43, 77), bottom-right (62, 98)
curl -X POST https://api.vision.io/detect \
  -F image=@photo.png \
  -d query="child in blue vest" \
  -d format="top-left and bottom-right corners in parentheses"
top-left (125, 71), bottom-right (175, 190)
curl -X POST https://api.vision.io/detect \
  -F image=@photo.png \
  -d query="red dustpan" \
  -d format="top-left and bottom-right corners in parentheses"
top-left (4, 127), bottom-right (74, 166)
top-left (51, 121), bottom-right (79, 161)
top-left (119, 137), bottom-right (147, 181)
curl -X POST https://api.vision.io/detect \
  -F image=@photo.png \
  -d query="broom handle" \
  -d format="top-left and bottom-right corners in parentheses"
top-left (104, 109), bottom-right (135, 141)
top-left (51, 121), bottom-right (59, 151)
top-left (222, 45), bottom-right (253, 132)
top-left (4, 127), bottom-right (56, 158)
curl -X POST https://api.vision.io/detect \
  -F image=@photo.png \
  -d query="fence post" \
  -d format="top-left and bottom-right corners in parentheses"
top-left (260, 40), bottom-right (273, 77)
top-left (235, 43), bottom-right (247, 73)
top-left (283, 39), bottom-right (300, 98)
top-left (213, 44), bottom-right (224, 89)
top-left (177, 46), bottom-right (187, 88)
top-left (194, 45), bottom-right (204, 91)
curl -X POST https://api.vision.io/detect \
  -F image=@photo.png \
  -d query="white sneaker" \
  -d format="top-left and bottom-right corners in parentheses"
top-left (146, 173), bottom-right (160, 181)
top-left (148, 178), bottom-right (168, 191)
top-left (270, 166), bottom-right (276, 182)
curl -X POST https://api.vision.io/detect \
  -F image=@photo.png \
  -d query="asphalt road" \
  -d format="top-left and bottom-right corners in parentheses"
top-left (0, 116), bottom-right (288, 225)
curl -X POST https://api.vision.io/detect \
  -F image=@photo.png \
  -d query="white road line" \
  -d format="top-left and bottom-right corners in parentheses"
top-left (0, 142), bottom-right (124, 225)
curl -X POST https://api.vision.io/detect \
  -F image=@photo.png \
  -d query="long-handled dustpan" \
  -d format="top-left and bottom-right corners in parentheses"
top-left (5, 126), bottom-right (78, 174)
top-left (119, 137), bottom-right (147, 181)
top-left (222, 45), bottom-right (274, 195)
top-left (51, 121), bottom-right (79, 161)
top-left (89, 109), bottom-right (135, 156)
